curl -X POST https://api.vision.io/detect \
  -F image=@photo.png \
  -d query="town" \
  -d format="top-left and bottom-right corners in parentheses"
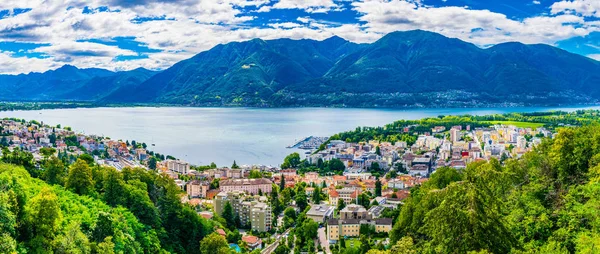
top-left (0, 117), bottom-right (554, 253)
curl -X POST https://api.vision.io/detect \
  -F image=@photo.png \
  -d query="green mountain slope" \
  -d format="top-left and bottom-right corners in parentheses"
top-left (103, 30), bottom-right (600, 107)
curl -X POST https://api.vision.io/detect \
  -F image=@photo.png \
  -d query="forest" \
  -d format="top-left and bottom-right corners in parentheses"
top-left (0, 152), bottom-right (216, 253)
top-left (365, 124), bottom-right (600, 253)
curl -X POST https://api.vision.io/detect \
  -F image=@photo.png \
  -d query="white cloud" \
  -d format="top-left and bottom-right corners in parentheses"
top-left (271, 0), bottom-right (340, 13)
top-left (352, 0), bottom-right (593, 46)
top-left (589, 54), bottom-right (600, 61)
top-left (551, 0), bottom-right (600, 17)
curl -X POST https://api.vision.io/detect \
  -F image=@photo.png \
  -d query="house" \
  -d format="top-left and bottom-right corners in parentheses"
top-left (306, 205), bottom-right (334, 223)
top-left (340, 204), bottom-right (371, 220)
top-left (186, 180), bottom-right (209, 198)
top-left (242, 235), bottom-right (262, 250)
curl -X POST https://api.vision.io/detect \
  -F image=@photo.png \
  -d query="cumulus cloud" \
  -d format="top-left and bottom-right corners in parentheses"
top-left (551, 0), bottom-right (600, 17)
top-left (353, 0), bottom-right (593, 45)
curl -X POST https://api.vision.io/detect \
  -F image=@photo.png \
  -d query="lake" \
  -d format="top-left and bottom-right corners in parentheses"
top-left (1, 106), bottom-right (599, 166)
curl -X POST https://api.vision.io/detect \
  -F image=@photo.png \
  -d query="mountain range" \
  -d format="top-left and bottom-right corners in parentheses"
top-left (2, 30), bottom-right (600, 107)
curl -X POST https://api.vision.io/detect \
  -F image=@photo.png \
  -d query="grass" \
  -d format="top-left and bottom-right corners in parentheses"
top-left (484, 121), bottom-right (545, 128)
top-left (344, 239), bottom-right (362, 249)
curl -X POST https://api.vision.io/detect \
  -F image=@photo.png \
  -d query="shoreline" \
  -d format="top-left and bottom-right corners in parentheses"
top-left (2, 101), bottom-right (600, 112)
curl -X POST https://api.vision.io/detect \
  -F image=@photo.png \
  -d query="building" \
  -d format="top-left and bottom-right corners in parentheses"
top-left (340, 204), bottom-right (371, 220)
top-left (368, 205), bottom-right (385, 218)
top-left (337, 187), bottom-right (360, 205)
top-left (186, 180), bottom-right (209, 198)
top-left (250, 198), bottom-right (272, 232)
top-left (219, 178), bottom-right (273, 195)
top-left (327, 218), bottom-right (393, 242)
top-left (306, 205), bottom-right (334, 223)
top-left (242, 235), bottom-right (262, 250)
top-left (387, 179), bottom-right (405, 190)
top-left (214, 191), bottom-right (272, 232)
top-left (450, 127), bottom-right (460, 143)
top-left (166, 160), bottom-right (190, 174)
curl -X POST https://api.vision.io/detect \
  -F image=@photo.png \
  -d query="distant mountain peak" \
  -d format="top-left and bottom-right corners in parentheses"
top-left (323, 35), bottom-right (346, 43)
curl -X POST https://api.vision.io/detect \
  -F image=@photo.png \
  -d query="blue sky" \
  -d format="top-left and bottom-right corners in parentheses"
top-left (0, 0), bottom-right (598, 74)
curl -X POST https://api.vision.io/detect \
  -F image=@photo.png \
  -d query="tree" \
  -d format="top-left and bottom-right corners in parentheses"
top-left (375, 145), bottom-right (381, 156)
top-left (360, 235), bottom-right (373, 254)
top-left (328, 158), bottom-right (345, 172)
top-left (282, 153), bottom-right (301, 169)
top-left (148, 157), bottom-right (157, 170)
top-left (358, 193), bottom-right (371, 208)
top-left (43, 156), bottom-right (66, 185)
top-left (390, 236), bottom-right (417, 254)
top-left (54, 222), bottom-right (91, 254)
top-left (375, 179), bottom-right (382, 197)
top-left (222, 202), bottom-right (236, 230)
top-left (279, 174), bottom-right (286, 191)
top-left (199, 232), bottom-right (229, 254)
top-left (96, 236), bottom-right (115, 254)
top-left (65, 159), bottom-right (94, 195)
top-left (39, 147), bottom-right (56, 158)
top-left (295, 191), bottom-right (308, 211)
top-left (0, 136), bottom-right (9, 147)
top-left (79, 154), bottom-right (95, 165)
top-left (26, 187), bottom-right (62, 251)
top-left (337, 199), bottom-right (346, 212)
top-left (274, 243), bottom-right (290, 254)
top-left (103, 167), bottom-right (125, 207)
top-left (232, 160), bottom-right (240, 169)
top-left (249, 170), bottom-right (263, 179)
top-left (227, 229), bottom-right (241, 243)
top-left (370, 162), bottom-right (381, 172)
top-left (312, 187), bottom-right (322, 204)
top-left (210, 179), bottom-right (220, 189)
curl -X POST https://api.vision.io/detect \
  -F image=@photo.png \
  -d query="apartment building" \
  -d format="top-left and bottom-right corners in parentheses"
top-left (166, 159), bottom-right (190, 174)
top-left (214, 191), bottom-right (272, 232)
top-left (219, 178), bottom-right (273, 195)
top-left (327, 218), bottom-right (393, 242)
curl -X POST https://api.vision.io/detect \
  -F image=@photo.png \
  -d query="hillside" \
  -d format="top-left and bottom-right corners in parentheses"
top-left (0, 160), bottom-right (214, 253)
top-left (0, 66), bottom-right (156, 102)
top-left (2, 30), bottom-right (600, 107)
top-left (103, 30), bottom-right (600, 107)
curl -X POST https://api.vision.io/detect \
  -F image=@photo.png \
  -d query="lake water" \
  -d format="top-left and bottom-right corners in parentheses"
top-left (1, 106), bottom-right (599, 166)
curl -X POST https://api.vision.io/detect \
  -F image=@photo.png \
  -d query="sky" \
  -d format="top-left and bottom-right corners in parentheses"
top-left (0, 0), bottom-right (599, 74)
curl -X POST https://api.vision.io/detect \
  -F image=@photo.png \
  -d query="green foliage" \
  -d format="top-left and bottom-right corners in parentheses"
top-left (282, 153), bottom-right (301, 169)
top-left (388, 124), bottom-right (600, 253)
top-left (42, 156), bottom-right (66, 185)
top-left (65, 159), bottom-right (94, 196)
top-left (199, 232), bottom-right (229, 254)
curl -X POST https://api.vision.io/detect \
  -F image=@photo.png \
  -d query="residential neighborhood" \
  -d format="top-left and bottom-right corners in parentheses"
top-left (0, 117), bottom-right (556, 253)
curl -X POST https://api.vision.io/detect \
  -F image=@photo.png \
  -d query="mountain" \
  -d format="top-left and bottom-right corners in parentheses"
top-left (3, 30), bottom-right (600, 107)
top-left (0, 66), bottom-right (156, 101)
top-left (103, 30), bottom-right (600, 107)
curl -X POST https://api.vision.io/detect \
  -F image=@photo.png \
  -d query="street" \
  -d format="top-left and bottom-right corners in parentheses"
top-left (318, 227), bottom-right (331, 254)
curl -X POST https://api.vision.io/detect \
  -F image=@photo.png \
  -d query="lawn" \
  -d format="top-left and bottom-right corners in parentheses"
top-left (344, 239), bottom-right (362, 249)
top-left (484, 121), bottom-right (545, 128)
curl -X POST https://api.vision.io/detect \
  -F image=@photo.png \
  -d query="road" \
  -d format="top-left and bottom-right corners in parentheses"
top-left (261, 228), bottom-right (291, 254)
top-left (318, 227), bottom-right (331, 254)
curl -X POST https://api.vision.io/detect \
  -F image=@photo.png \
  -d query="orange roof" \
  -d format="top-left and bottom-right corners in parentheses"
top-left (333, 175), bottom-right (347, 182)
top-left (188, 198), bottom-right (202, 206)
top-left (216, 229), bottom-right (226, 237)
top-left (329, 189), bottom-right (339, 197)
top-left (242, 235), bottom-right (261, 245)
